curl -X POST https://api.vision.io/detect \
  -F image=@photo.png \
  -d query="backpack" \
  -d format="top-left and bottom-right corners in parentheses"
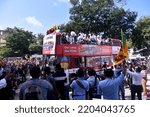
top-left (23, 83), bottom-right (45, 100)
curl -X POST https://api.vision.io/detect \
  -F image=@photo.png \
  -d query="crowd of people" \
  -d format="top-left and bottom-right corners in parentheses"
top-left (0, 58), bottom-right (149, 100)
top-left (60, 31), bottom-right (113, 45)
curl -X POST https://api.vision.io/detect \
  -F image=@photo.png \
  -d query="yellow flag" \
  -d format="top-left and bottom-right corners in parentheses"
top-left (123, 41), bottom-right (128, 60)
top-left (121, 30), bottom-right (128, 60)
top-left (114, 48), bottom-right (126, 65)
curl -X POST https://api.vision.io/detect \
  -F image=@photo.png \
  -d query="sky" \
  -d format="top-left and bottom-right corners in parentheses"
top-left (0, 0), bottom-right (150, 34)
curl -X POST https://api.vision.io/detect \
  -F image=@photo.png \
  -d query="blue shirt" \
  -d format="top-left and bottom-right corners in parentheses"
top-left (98, 74), bottom-right (125, 100)
top-left (0, 79), bottom-right (7, 89)
top-left (114, 68), bottom-right (122, 78)
top-left (70, 77), bottom-right (89, 100)
top-left (19, 78), bottom-right (53, 100)
top-left (87, 76), bottom-right (99, 88)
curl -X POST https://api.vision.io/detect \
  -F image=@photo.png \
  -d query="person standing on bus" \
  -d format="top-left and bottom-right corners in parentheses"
top-left (96, 35), bottom-right (102, 45)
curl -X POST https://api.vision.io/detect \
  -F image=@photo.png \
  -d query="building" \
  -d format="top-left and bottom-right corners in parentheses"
top-left (0, 30), bottom-right (6, 47)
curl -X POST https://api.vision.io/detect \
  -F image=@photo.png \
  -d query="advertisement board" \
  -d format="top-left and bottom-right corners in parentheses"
top-left (61, 44), bottom-right (112, 56)
top-left (43, 34), bottom-right (56, 55)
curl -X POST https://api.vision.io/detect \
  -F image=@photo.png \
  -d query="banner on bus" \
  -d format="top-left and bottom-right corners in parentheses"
top-left (43, 34), bottom-right (56, 55)
top-left (58, 44), bottom-right (112, 56)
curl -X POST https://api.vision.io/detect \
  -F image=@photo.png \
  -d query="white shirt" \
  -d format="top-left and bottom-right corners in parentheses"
top-left (0, 79), bottom-right (7, 89)
top-left (141, 70), bottom-right (147, 80)
top-left (127, 69), bottom-right (142, 85)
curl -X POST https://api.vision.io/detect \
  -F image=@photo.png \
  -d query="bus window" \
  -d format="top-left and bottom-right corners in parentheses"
top-left (74, 57), bottom-right (82, 67)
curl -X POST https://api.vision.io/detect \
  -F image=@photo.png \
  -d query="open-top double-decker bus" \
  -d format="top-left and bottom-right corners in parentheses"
top-left (42, 31), bottom-right (121, 72)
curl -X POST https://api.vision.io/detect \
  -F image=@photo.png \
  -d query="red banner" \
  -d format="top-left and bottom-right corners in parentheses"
top-left (56, 44), bottom-right (112, 56)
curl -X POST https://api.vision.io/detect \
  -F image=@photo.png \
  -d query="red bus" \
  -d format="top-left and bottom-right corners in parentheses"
top-left (42, 32), bottom-right (121, 70)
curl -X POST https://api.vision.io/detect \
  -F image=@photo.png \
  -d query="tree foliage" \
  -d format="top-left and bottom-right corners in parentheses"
top-left (29, 33), bottom-right (44, 54)
top-left (35, 33), bottom-right (44, 46)
top-left (60, 0), bottom-right (137, 39)
top-left (0, 27), bottom-right (44, 57)
top-left (4, 27), bottom-right (34, 57)
top-left (29, 43), bottom-right (42, 54)
top-left (131, 16), bottom-right (150, 49)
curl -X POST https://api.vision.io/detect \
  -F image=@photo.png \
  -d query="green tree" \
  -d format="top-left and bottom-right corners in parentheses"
top-left (29, 43), bottom-right (42, 54)
top-left (0, 27), bottom-right (45, 57)
top-left (0, 47), bottom-right (12, 57)
top-left (3, 27), bottom-right (35, 57)
top-left (131, 16), bottom-right (150, 49)
top-left (34, 33), bottom-right (44, 46)
top-left (29, 33), bottom-right (44, 54)
top-left (61, 0), bottom-right (137, 39)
